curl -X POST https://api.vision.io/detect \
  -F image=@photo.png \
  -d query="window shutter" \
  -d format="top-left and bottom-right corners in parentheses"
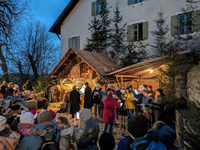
top-left (127, 25), bottom-right (133, 42)
top-left (128, 0), bottom-right (133, 5)
top-left (68, 38), bottom-right (72, 49)
top-left (91, 2), bottom-right (96, 16)
top-left (77, 36), bottom-right (80, 49)
top-left (193, 10), bottom-right (200, 32)
top-left (143, 21), bottom-right (148, 40)
top-left (171, 15), bottom-right (178, 35)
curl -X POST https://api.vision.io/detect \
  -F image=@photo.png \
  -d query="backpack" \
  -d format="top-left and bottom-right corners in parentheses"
top-left (39, 128), bottom-right (61, 150)
top-left (130, 140), bottom-right (167, 150)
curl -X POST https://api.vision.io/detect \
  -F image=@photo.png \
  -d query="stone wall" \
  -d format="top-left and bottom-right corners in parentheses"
top-left (187, 65), bottom-right (200, 103)
top-left (176, 65), bottom-right (200, 150)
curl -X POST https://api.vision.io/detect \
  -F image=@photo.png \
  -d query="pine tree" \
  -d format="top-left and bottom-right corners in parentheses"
top-left (151, 7), bottom-right (169, 58)
top-left (110, 3), bottom-right (127, 63)
top-left (84, 0), bottom-right (111, 54)
top-left (84, 16), bottom-right (102, 53)
top-left (121, 42), bottom-right (147, 67)
top-left (99, 0), bottom-right (112, 55)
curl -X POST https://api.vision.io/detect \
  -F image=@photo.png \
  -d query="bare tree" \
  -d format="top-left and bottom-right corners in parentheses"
top-left (0, 0), bottom-right (29, 82)
top-left (14, 21), bottom-right (59, 80)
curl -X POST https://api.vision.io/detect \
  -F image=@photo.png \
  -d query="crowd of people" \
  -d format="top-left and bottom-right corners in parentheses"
top-left (0, 81), bottom-right (178, 150)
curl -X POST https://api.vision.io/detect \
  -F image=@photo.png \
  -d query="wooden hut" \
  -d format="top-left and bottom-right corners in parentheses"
top-left (46, 48), bottom-right (121, 101)
top-left (104, 50), bottom-right (188, 92)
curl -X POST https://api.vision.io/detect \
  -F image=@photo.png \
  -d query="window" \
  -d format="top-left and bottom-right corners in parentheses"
top-left (127, 22), bottom-right (148, 42)
top-left (134, 0), bottom-right (143, 4)
top-left (91, 0), bottom-right (103, 16)
top-left (128, 0), bottom-right (144, 5)
top-left (96, 0), bottom-right (103, 15)
top-left (179, 14), bottom-right (192, 35)
top-left (133, 24), bottom-right (143, 41)
top-left (171, 10), bottom-right (200, 36)
top-left (68, 36), bottom-right (80, 49)
top-left (72, 37), bottom-right (77, 49)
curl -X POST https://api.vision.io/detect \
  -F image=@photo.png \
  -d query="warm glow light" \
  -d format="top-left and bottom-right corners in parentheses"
top-left (149, 69), bottom-right (153, 73)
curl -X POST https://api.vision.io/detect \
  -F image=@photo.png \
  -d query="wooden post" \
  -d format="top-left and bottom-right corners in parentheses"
top-left (121, 77), bottom-right (123, 85)
top-left (59, 73), bottom-right (61, 102)
top-left (138, 76), bottom-right (140, 88)
top-left (116, 76), bottom-right (120, 87)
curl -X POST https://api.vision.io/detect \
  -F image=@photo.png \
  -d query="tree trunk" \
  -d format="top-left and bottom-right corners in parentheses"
top-left (28, 54), bottom-right (39, 80)
top-left (0, 46), bottom-right (9, 82)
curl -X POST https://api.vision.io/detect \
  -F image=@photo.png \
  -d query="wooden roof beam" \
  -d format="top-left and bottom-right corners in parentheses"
top-left (115, 75), bottom-right (138, 78)
top-left (117, 61), bottom-right (164, 75)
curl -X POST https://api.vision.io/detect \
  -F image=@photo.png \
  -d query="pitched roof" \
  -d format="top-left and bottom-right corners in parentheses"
top-left (46, 48), bottom-right (121, 80)
top-left (105, 50), bottom-right (189, 77)
top-left (49, 0), bottom-right (79, 34)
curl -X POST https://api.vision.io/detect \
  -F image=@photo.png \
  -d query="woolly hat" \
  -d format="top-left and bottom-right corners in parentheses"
top-left (38, 110), bottom-right (52, 123)
top-left (147, 85), bottom-right (152, 90)
top-left (20, 112), bottom-right (34, 124)
top-left (79, 108), bottom-right (92, 122)
top-left (99, 132), bottom-right (115, 150)
top-left (28, 110), bottom-right (38, 119)
top-left (96, 83), bottom-right (100, 87)
top-left (128, 115), bottom-right (149, 138)
top-left (49, 109), bottom-right (57, 122)
top-left (0, 116), bottom-right (6, 131)
top-left (143, 84), bottom-right (147, 88)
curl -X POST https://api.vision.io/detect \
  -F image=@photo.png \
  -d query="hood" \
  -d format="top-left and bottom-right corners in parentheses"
top-left (18, 123), bottom-right (36, 130)
top-left (61, 127), bottom-right (72, 136)
top-left (33, 123), bottom-right (56, 139)
top-left (146, 121), bottom-right (176, 145)
top-left (0, 131), bottom-right (20, 150)
top-left (59, 124), bottom-right (72, 136)
top-left (79, 117), bottom-right (94, 127)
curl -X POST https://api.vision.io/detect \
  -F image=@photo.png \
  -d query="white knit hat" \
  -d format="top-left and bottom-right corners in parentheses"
top-left (0, 116), bottom-right (6, 131)
top-left (20, 112), bottom-right (34, 124)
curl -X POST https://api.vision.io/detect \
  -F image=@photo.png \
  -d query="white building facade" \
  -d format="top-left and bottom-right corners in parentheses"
top-left (50, 0), bottom-right (200, 58)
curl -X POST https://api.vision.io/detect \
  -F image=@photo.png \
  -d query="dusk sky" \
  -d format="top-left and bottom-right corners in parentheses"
top-left (30, 0), bottom-right (70, 40)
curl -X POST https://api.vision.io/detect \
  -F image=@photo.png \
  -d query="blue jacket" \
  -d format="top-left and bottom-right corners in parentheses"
top-left (129, 121), bottom-right (177, 150)
top-left (117, 135), bottom-right (133, 150)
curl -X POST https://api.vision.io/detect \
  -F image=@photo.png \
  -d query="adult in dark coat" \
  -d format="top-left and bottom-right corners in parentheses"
top-left (45, 83), bottom-right (54, 105)
top-left (84, 82), bottom-right (93, 110)
top-left (92, 83), bottom-right (101, 117)
top-left (22, 80), bottom-right (33, 91)
top-left (69, 86), bottom-right (80, 118)
top-left (0, 85), bottom-right (9, 99)
top-left (150, 89), bottom-right (165, 123)
top-left (113, 86), bottom-right (122, 119)
top-left (7, 82), bottom-right (14, 96)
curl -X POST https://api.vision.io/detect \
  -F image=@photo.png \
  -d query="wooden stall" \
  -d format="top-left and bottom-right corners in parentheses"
top-left (104, 51), bottom-right (188, 92)
top-left (46, 48), bottom-right (121, 101)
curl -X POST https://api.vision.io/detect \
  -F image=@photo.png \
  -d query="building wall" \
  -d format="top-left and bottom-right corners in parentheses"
top-left (60, 0), bottom-right (200, 58)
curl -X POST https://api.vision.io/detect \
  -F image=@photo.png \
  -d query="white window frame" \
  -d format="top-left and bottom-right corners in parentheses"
top-left (130, 20), bottom-right (145, 42)
top-left (132, 0), bottom-right (145, 7)
top-left (178, 13), bottom-right (193, 35)
top-left (94, 0), bottom-right (103, 16)
top-left (71, 37), bottom-right (78, 49)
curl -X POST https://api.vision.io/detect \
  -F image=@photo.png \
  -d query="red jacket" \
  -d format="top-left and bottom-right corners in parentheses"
top-left (18, 123), bottom-right (36, 136)
top-left (103, 94), bottom-right (120, 124)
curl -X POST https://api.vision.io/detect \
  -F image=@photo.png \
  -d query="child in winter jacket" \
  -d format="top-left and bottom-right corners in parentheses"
top-left (0, 116), bottom-right (20, 150)
top-left (17, 112), bottom-right (36, 136)
top-left (57, 117), bottom-right (72, 150)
